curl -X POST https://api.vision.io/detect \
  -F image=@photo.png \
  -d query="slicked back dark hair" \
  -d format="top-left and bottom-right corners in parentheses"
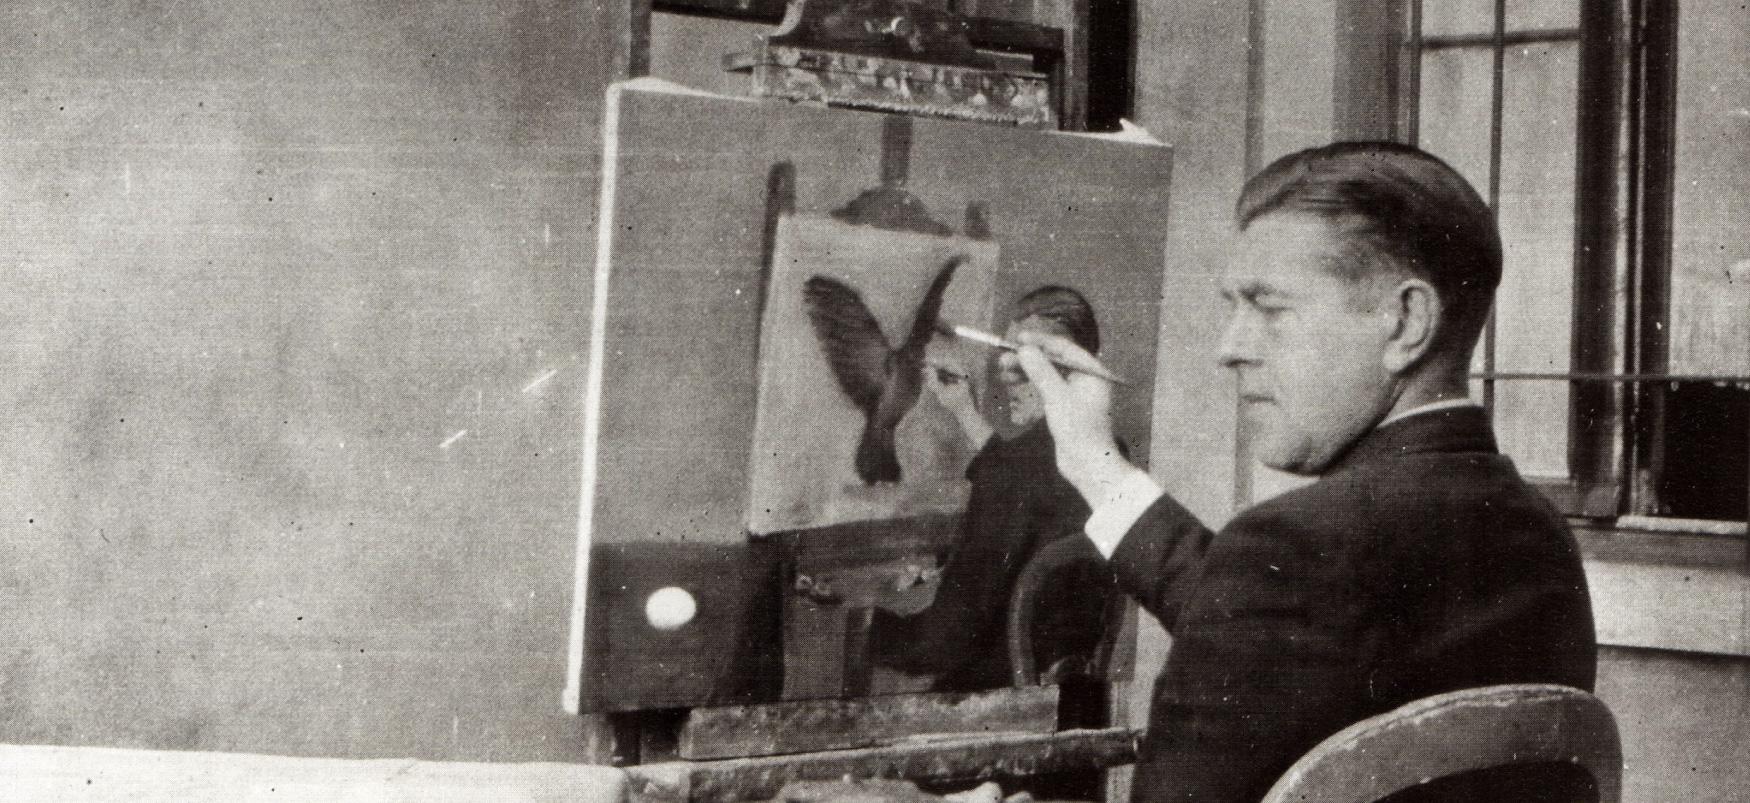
top-left (1235, 141), bottom-right (1502, 357)
top-left (1015, 285), bottom-right (1100, 355)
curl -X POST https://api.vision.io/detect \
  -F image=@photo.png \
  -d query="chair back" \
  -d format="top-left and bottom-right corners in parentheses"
top-left (1005, 537), bottom-right (1125, 687)
top-left (1260, 683), bottom-right (1621, 803)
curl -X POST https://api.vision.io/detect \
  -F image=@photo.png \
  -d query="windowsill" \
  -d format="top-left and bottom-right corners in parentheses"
top-left (1613, 514), bottom-right (1747, 537)
top-left (1573, 520), bottom-right (1748, 658)
top-left (1574, 518), bottom-right (1747, 568)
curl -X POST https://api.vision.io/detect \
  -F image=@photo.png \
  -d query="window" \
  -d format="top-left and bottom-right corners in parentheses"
top-left (1399, 0), bottom-right (1749, 528)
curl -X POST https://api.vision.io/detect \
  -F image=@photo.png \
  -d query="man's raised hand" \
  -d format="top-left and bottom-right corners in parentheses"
top-left (1011, 331), bottom-right (1133, 499)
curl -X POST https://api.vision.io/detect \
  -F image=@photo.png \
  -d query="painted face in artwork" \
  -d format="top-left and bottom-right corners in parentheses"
top-left (996, 314), bottom-right (1072, 428)
top-left (1218, 213), bottom-right (1398, 475)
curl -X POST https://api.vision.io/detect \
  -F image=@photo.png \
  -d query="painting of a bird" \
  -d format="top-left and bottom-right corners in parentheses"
top-left (802, 255), bottom-right (965, 484)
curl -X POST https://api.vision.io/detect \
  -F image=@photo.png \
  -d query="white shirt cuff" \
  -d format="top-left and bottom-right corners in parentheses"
top-left (1082, 468), bottom-right (1164, 559)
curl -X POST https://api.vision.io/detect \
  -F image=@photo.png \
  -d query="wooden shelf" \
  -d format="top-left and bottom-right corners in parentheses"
top-left (653, 0), bottom-right (1065, 55)
top-left (625, 726), bottom-right (1139, 803)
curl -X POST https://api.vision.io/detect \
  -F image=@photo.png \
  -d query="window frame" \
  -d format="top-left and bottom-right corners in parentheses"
top-left (1395, 1), bottom-right (1749, 541)
top-left (1395, 0), bottom-right (1664, 521)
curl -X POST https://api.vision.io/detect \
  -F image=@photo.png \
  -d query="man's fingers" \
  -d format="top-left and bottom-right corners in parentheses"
top-left (1011, 331), bottom-right (1086, 400)
top-left (1012, 345), bottom-right (1067, 397)
top-left (1013, 330), bottom-right (1114, 408)
top-left (1014, 329), bottom-right (1095, 365)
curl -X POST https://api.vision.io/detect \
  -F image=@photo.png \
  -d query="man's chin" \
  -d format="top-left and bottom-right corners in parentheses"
top-left (1258, 457), bottom-right (1322, 477)
top-left (1253, 437), bottom-right (1326, 476)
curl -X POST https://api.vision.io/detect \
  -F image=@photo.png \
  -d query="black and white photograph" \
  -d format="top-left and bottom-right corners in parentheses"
top-left (1, 2), bottom-right (1744, 802)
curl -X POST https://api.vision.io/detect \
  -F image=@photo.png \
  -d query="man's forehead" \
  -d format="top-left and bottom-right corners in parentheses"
top-left (1221, 214), bottom-right (1349, 292)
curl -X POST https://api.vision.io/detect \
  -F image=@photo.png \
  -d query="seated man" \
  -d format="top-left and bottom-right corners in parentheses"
top-left (1012, 142), bottom-right (1598, 802)
top-left (871, 286), bottom-right (1118, 694)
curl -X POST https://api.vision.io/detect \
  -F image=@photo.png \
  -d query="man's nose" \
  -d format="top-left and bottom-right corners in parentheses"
top-left (1216, 313), bottom-right (1257, 369)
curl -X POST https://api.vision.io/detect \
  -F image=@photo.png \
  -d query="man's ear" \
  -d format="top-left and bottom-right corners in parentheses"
top-left (1382, 278), bottom-right (1440, 373)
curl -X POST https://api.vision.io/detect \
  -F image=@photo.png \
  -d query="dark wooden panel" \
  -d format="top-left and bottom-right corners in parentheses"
top-left (775, 515), bottom-right (959, 700)
top-left (582, 543), bottom-right (785, 712)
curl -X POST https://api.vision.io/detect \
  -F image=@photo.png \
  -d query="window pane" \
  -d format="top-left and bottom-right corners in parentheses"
top-left (1418, 46), bottom-right (1498, 413)
top-left (1421, 0), bottom-right (1497, 37)
top-left (1657, 383), bottom-right (1750, 520)
top-left (1506, 0), bottom-right (1578, 31)
top-left (1668, 0), bottom-right (1750, 375)
top-left (1468, 338), bottom-right (1489, 407)
top-left (1416, 47), bottom-right (1494, 196)
top-left (1493, 41), bottom-right (1579, 479)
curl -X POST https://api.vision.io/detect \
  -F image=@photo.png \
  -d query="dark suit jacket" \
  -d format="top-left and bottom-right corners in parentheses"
top-left (1110, 407), bottom-right (1597, 803)
top-left (873, 423), bottom-right (1115, 692)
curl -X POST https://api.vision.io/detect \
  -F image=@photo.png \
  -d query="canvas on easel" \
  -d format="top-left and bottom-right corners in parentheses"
top-left (569, 79), bottom-right (1173, 714)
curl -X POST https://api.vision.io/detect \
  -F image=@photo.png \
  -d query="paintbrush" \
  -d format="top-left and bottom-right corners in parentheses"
top-left (936, 322), bottom-right (1129, 385)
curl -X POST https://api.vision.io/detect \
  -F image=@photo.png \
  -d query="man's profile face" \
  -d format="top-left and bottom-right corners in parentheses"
top-left (1219, 213), bottom-right (1397, 475)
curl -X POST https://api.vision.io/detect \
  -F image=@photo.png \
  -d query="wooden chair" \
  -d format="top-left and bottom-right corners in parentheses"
top-left (1260, 683), bottom-right (1622, 803)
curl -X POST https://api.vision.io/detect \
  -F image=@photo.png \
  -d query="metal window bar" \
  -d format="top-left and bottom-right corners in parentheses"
top-left (1420, 28), bottom-right (1582, 49)
top-left (1471, 372), bottom-right (1750, 386)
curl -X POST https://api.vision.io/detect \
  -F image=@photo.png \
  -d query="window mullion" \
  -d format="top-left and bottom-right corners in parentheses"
top-left (1481, 0), bottom-right (1506, 416)
top-left (1627, 0), bottom-right (1681, 516)
top-left (1399, 0), bottom-right (1422, 143)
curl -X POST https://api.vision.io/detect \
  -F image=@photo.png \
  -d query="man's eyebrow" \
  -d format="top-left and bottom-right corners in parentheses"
top-left (1228, 281), bottom-right (1291, 302)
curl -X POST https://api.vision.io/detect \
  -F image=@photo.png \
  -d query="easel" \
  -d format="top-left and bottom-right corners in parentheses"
top-left (582, 3), bottom-right (1142, 799)
top-left (595, 535), bottom-right (1140, 802)
top-left (584, 524), bottom-right (1140, 802)
top-left (618, 0), bottom-right (1093, 131)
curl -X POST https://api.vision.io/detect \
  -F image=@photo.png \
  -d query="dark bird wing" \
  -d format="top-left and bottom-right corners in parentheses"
top-left (898, 255), bottom-right (967, 359)
top-left (802, 275), bottom-right (893, 411)
top-left (802, 260), bottom-right (967, 486)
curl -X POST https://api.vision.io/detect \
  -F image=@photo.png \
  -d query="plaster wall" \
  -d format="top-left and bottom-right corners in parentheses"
top-left (1, 0), bottom-right (612, 761)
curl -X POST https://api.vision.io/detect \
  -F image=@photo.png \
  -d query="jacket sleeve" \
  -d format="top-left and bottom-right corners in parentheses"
top-left (1104, 492), bottom-right (1216, 632)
